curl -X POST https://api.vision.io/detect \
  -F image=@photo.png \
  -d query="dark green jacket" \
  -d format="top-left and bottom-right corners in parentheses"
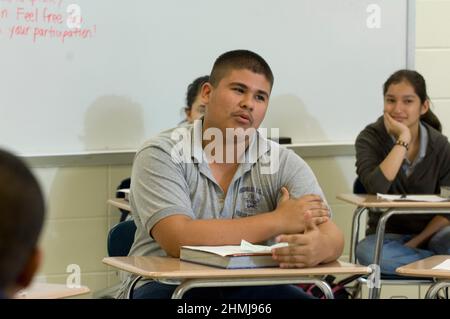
top-left (355, 116), bottom-right (450, 235)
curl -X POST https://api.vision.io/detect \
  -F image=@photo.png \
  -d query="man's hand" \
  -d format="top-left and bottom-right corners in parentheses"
top-left (274, 187), bottom-right (329, 234)
top-left (271, 211), bottom-right (324, 268)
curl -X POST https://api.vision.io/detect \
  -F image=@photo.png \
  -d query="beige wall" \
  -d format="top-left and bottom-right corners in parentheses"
top-left (32, 165), bottom-right (132, 295)
top-left (416, 0), bottom-right (450, 136)
top-left (31, 1), bottom-right (450, 298)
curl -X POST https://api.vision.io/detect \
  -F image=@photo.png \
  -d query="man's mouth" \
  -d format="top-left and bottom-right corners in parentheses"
top-left (233, 112), bottom-right (253, 124)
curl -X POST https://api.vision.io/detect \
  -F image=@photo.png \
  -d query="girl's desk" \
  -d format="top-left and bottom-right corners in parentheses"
top-left (337, 194), bottom-right (450, 299)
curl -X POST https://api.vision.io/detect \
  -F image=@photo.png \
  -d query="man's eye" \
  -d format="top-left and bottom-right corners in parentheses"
top-left (233, 87), bottom-right (244, 93)
top-left (255, 95), bottom-right (266, 102)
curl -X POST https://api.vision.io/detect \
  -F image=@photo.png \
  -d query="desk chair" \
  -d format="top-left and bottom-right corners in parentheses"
top-left (116, 177), bottom-right (131, 222)
top-left (107, 220), bottom-right (136, 257)
top-left (351, 178), bottom-right (434, 298)
top-left (95, 220), bottom-right (136, 298)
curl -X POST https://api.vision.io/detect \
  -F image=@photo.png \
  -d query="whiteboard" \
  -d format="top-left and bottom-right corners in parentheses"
top-left (0, 0), bottom-right (411, 156)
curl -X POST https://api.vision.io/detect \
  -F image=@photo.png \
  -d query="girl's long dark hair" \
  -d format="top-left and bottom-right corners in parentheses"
top-left (383, 69), bottom-right (442, 132)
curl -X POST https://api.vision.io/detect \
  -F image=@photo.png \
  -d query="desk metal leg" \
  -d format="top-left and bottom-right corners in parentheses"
top-left (350, 207), bottom-right (367, 264)
top-left (171, 277), bottom-right (334, 299)
top-left (369, 209), bottom-right (395, 299)
top-left (127, 275), bottom-right (142, 299)
top-left (367, 208), bottom-right (449, 299)
top-left (425, 281), bottom-right (450, 299)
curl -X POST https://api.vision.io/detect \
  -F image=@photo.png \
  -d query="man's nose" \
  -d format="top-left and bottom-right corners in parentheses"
top-left (239, 94), bottom-right (254, 112)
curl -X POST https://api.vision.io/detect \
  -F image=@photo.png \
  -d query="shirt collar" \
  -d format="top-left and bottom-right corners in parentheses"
top-left (417, 121), bottom-right (428, 160)
top-left (190, 121), bottom-right (272, 165)
top-left (191, 119), bottom-right (204, 163)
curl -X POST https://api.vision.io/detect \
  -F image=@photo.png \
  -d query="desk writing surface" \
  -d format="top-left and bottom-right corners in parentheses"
top-left (337, 194), bottom-right (450, 208)
top-left (396, 255), bottom-right (450, 279)
top-left (107, 198), bottom-right (131, 212)
top-left (15, 283), bottom-right (90, 299)
top-left (103, 256), bottom-right (371, 279)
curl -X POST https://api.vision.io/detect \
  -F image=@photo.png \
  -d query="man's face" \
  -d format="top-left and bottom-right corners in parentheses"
top-left (201, 69), bottom-right (271, 132)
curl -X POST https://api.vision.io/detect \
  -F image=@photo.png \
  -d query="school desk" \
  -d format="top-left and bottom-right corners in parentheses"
top-left (396, 255), bottom-right (450, 299)
top-left (15, 283), bottom-right (90, 299)
top-left (103, 256), bottom-right (371, 299)
top-left (108, 198), bottom-right (131, 212)
top-left (337, 194), bottom-right (450, 299)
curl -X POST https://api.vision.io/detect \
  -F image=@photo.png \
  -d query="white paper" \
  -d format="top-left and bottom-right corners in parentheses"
top-left (239, 239), bottom-right (288, 252)
top-left (182, 240), bottom-right (288, 257)
top-left (377, 193), bottom-right (449, 202)
top-left (117, 188), bottom-right (130, 194)
top-left (432, 259), bottom-right (450, 271)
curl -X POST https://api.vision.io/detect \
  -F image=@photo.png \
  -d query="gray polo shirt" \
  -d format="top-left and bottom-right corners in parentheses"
top-left (117, 121), bottom-right (329, 296)
top-left (127, 120), bottom-right (329, 258)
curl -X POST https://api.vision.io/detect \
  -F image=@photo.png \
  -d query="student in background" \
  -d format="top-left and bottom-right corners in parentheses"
top-left (115, 76), bottom-right (210, 208)
top-left (182, 75), bottom-right (209, 124)
top-left (355, 69), bottom-right (450, 275)
top-left (0, 149), bottom-right (45, 299)
top-left (118, 49), bottom-right (344, 299)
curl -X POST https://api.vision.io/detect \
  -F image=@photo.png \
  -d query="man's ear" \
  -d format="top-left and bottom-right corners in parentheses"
top-left (201, 82), bottom-right (213, 103)
top-left (15, 247), bottom-right (42, 289)
top-left (421, 99), bottom-right (430, 115)
top-left (185, 109), bottom-right (192, 122)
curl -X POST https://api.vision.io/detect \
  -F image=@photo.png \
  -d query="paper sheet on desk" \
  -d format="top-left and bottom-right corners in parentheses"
top-left (240, 240), bottom-right (288, 252)
top-left (377, 193), bottom-right (449, 202)
top-left (182, 240), bottom-right (288, 257)
top-left (432, 259), bottom-right (450, 271)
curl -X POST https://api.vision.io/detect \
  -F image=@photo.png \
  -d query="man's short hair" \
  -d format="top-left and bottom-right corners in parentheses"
top-left (0, 149), bottom-right (45, 290)
top-left (209, 50), bottom-right (274, 90)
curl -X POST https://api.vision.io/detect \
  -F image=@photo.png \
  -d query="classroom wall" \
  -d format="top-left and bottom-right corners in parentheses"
top-left (33, 165), bottom-right (131, 296)
top-left (416, 0), bottom-right (450, 137)
top-left (30, 0), bottom-right (450, 297)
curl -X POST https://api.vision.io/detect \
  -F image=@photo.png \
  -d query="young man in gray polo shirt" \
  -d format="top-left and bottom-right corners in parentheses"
top-left (120, 50), bottom-right (344, 299)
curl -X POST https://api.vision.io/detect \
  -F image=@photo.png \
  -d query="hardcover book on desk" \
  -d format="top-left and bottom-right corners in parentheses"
top-left (180, 242), bottom-right (286, 269)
